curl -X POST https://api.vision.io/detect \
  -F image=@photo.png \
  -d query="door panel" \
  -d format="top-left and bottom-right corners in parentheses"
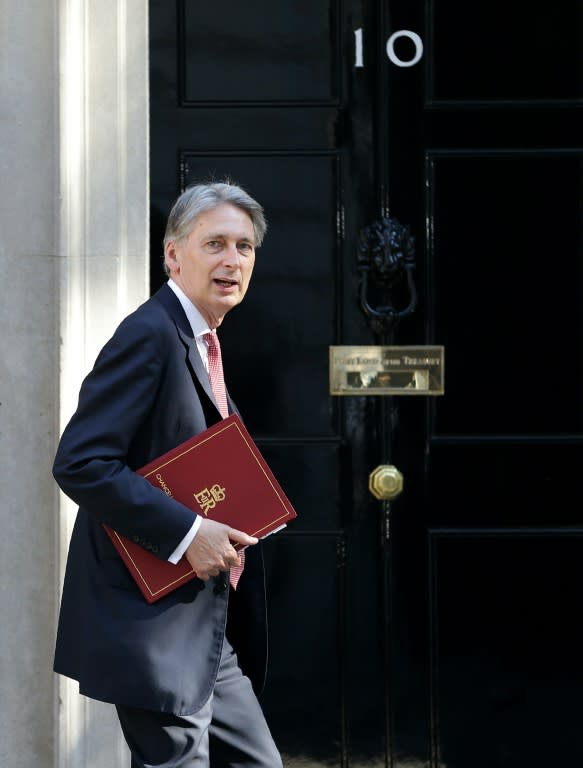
top-left (179, 1), bottom-right (339, 104)
top-left (430, 532), bottom-right (583, 766)
top-left (430, 152), bottom-right (583, 436)
top-left (431, 0), bottom-right (582, 101)
top-left (429, 443), bottom-right (583, 526)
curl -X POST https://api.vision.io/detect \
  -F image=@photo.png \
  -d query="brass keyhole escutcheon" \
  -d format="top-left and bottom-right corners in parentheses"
top-left (369, 465), bottom-right (404, 500)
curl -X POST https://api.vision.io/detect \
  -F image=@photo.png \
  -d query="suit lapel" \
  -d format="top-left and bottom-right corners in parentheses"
top-left (176, 325), bottom-right (216, 406)
top-left (152, 283), bottom-right (234, 417)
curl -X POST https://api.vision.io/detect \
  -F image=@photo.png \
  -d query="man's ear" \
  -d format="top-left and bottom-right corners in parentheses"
top-left (164, 240), bottom-right (179, 274)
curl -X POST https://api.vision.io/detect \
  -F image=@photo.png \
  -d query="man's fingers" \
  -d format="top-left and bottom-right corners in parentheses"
top-left (196, 566), bottom-right (222, 581)
top-left (197, 572), bottom-right (210, 582)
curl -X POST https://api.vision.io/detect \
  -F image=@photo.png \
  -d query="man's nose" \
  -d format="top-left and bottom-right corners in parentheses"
top-left (222, 243), bottom-right (240, 266)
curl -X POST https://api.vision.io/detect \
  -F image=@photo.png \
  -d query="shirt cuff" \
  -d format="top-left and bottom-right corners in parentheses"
top-left (168, 516), bottom-right (202, 564)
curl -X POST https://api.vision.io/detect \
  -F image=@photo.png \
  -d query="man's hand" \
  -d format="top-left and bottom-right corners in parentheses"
top-left (185, 518), bottom-right (258, 581)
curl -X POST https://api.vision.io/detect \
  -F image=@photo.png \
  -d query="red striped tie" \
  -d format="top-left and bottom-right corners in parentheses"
top-left (203, 331), bottom-right (244, 588)
top-left (204, 331), bottom-right (229, 419)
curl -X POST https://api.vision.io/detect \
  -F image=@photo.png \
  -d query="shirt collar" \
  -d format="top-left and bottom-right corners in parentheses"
top-left (167, 279), bottom-right (211, 339)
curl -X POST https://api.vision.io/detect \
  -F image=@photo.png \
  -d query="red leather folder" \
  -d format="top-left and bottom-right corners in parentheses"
top-left (103, 414), bottom-right (297, 603)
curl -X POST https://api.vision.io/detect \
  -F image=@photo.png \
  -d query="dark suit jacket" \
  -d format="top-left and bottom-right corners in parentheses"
top-left (53, 283), bottom-right (267, 715)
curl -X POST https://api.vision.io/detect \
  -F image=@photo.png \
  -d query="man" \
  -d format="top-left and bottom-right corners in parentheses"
top-left (53, 181), bottom-right (282, 767)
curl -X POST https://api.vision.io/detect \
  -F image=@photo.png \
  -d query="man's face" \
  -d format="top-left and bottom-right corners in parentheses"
top-left (164, 203), bottom-right (256, 328)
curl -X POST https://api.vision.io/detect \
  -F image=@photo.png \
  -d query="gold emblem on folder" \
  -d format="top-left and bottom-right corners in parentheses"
top-left (194, 484), bottom-right (226, 515)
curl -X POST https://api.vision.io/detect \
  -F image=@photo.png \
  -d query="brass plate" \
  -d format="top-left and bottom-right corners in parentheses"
top-left (329, 346), bottom-right (444, 396)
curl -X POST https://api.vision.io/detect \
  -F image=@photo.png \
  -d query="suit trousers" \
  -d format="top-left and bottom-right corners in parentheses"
top-left (115, 637), bottom-right (282, 768)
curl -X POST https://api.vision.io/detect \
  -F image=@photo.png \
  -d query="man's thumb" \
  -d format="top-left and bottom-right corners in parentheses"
top-left (229, 528), bottom-right (258, 546)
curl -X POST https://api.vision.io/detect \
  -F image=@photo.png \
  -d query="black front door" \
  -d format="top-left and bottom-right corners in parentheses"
top-left (149, 2), bottom-right (583, 766)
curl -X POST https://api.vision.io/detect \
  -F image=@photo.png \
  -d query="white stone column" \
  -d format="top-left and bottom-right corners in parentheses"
top-left (0, 2), bottom-right (59, 766)
top-left (56, 1), bottom-right (149, 767)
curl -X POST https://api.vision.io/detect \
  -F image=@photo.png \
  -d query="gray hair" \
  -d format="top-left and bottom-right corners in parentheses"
top-left (163, 181), bottom-right (267, 255)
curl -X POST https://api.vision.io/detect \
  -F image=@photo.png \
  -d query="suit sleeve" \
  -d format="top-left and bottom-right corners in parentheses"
top-left (53, 310), bottom-right (197, 559)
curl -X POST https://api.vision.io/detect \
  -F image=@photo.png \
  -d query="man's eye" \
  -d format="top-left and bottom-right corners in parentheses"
top-left (206, 241), bottom-right (221, 249)
top-left (239, 243), bottom-right (253, 252)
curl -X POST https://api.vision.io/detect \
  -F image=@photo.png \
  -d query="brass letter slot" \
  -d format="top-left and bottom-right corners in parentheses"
top-left (329, 345), bottom-right (444, 396)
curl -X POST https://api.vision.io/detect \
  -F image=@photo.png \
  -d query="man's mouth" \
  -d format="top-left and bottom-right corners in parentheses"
top-left (213, 277), bottom-right (238, 288)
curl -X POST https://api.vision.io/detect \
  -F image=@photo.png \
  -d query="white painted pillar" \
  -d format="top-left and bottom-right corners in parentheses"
top-left (56, 1), bottom-right (149, 766)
